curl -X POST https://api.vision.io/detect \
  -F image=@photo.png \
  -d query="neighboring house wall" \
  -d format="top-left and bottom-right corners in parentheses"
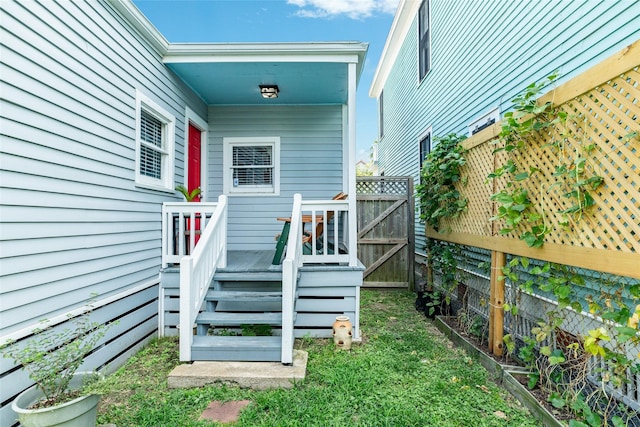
top-left (372, 0), bottom-right (640, 253)
top-left (0, 1), bottom-right (206, 423)
top-left (208, 105), bottom-right (344, 251)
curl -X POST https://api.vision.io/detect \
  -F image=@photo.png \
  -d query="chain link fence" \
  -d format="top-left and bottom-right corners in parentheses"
top-left (428, 242), bottom-right (639, 425)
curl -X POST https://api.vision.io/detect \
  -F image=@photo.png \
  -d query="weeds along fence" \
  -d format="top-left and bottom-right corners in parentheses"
top-left (426, 41), bottom-right (640, 421)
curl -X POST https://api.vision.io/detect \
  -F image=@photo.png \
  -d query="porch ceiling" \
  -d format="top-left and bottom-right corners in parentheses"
top-left (163, 42), bottom-right (368, 106)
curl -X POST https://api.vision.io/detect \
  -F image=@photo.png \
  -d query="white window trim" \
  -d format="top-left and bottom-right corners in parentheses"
top-left (223, 136), bottom-right (280, 196)
top-left (135, 90), bottom-right (175, 192)
top-left (184, 107), bottom-right (208, 201)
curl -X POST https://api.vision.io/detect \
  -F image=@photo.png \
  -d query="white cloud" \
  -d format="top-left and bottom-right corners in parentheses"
top-left (287, 0), bottom-right (400, 19)
top-left (377, 0), bottom-right (400, 14)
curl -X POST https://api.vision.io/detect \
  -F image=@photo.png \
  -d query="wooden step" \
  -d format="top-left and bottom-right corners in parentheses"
top-left (196, 311), bottom-right (282, 326)
top-left (214, 271), bottom-right (282, 282)
top-left (191, 335), bottom-right (281, 361)
top-left (206, 290), bottom-right (282, 302)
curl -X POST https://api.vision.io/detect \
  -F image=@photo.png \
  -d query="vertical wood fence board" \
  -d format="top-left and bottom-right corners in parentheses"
top-left (356, 177), bottom-right (414, 289)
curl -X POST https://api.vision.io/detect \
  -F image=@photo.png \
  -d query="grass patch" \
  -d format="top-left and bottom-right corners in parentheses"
top-left (96, 289), bottom-right (541, 426)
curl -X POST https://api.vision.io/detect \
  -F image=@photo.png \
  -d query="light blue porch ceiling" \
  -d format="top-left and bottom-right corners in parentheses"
top-left (166, 62), bottom-right (348, 105)
top-left (163, 42), bottom-right (368, 106)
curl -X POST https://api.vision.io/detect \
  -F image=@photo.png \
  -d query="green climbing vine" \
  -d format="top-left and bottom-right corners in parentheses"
top-left (413, 73), bottom-right (639, 425)
top-left (416, 133), bottom-right (468, 233)
top-left (488, 72), bottom-right (607, 248)
top-left (502, 256), bottom-right (640, 426)
top-left (489, 73), bottom-right (640, 425)
top-left (415, 134), bottom-right (468, 315)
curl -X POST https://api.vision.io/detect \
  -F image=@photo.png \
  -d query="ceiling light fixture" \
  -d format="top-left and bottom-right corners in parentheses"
top-left (259, 85), bottom-right (279, 99)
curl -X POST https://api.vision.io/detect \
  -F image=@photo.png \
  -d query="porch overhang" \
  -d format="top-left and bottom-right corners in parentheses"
top-left (163, 42), bottom-right (368, 105)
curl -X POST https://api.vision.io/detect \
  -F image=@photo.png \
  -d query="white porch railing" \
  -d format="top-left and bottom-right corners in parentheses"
top-left (177, 195), bottom-right (228, 362)
top-left (281, 193), bottom-right (303, 365)
top-left (162, 202), bottom-right (219, 268)
top-left (300, 198), bottom-right (351, 265)
top-left (280, 194), bottom-right (352, 363)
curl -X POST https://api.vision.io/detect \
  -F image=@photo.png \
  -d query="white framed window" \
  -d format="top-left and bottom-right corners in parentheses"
top-left (135, 90), bottom-right (175, 191)
top-left (419, 128), bottom-right (432, 171)
top-left (468, 107), bottom-right (500, 136)
top-left (379, 90), bottom-right (384, 139)
top-left (418, 0), bottom-right (431, 81)
top-left (223, 137), bottom-right (280, 196)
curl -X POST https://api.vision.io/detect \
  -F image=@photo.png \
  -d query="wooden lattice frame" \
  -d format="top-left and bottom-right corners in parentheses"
top-left (356, 176), bottom-right (412, 196)
top-left (429, 41), bottom-right (640, 279)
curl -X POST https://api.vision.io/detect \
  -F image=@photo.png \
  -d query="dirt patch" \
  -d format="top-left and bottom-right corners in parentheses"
top-left (199, 400), bottom-right (252, 424)
top-left (440, 316), bottom-right (515, 365)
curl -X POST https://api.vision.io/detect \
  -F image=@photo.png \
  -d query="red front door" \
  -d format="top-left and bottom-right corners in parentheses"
top-left (187, 123), bottom-right (202, 244)
top-left (188, 123), bottom-right (201, 201)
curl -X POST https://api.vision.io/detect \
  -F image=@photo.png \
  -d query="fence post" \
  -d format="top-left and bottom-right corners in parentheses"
top-left (488, 252), bottom-right (495, 353)
top-left (490, 251), bottom-right (506, 356)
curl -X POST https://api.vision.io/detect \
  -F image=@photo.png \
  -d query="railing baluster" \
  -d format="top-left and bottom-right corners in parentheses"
top-left (161, 202), bottom-right (219, 268)
top-left (300, 199), bottom-right (350, 264)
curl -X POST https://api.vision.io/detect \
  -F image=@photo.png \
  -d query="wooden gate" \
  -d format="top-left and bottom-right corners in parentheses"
top-left (356, 176), bottom-right (414, 289)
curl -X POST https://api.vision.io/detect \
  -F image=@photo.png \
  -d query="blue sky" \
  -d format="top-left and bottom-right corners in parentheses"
top-left (132, 0), bottom-right (399, 161)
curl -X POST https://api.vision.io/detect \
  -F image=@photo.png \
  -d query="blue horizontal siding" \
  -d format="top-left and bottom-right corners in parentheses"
top-left (208, 105), bottom-right (345, 251)
top-left (0, 0), bottom-right (206, 416)
top-left (0, 0), bottom-right (207, 332)
top-left (376, 0), bottom-right (640, 252)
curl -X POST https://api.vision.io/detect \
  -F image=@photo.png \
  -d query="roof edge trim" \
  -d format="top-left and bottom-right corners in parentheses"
top-left (106, 0), bottom-right (169, 54)
top-left (165, 42), bottom-right (369, 84)
top-left (165, 42), bottom-right (368, 60)
top-left (369, 0), bottom-right (420, 98)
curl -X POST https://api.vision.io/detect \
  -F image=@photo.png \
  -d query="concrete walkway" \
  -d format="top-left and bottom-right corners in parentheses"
top-left (167, 350), bottom-right (308, 390)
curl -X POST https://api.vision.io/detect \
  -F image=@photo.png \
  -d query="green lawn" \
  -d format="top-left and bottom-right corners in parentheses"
top-left (96, 289), bottom-right (541, 426)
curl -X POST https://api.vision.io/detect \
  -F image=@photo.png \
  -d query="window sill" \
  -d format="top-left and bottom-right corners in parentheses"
top-left (225, 192), bottom-right (280, 197)
top-left (135, 181), bottom-right (174, 193)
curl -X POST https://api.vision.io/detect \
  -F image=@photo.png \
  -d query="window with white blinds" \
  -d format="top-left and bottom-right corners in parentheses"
top-left (140, 111), bottom-right (164, 179)
top-left (223, 137), bottom-right (280, 195)
top-left (135, 90), bottom-right (175, 191)
top-left (232, 145), bottom-right (273, 187)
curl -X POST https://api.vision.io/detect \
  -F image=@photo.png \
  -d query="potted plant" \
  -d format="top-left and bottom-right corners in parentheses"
top-left (175, 184), bottom-right (202, 251)
top-left (1, 299), bottom-right (114, 427)
top-left (175, 184), bottom-right (201, 202)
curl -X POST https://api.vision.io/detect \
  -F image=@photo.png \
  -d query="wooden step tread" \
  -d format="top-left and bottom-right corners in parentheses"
top-left (206, 290), bottom-right (282, 302)
top-left (196, 311), bottom-right (282, 326)
top-left (192, 335), bottom-right (281, 349)
top-left (214, 272), bottom-right (282, 282)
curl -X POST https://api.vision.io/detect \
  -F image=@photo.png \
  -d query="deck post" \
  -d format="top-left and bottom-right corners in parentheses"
top-left (281, 193), bottom-right (301, 364)
top-left (281, 258), bottom-right (294, 364)
top-left (218, 195), bottom-right (228, 269)
top-left (347, 61), bottom-right (358, 266)
top-left (179, 256), bottom-right (193, 361)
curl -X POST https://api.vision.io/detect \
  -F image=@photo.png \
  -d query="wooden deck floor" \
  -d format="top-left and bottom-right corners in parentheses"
top-left (221, 250), bottom-right (280, 273)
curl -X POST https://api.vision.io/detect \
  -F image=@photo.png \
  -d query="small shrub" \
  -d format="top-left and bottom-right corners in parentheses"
top-left (1, 297), bottom-right (115, 407)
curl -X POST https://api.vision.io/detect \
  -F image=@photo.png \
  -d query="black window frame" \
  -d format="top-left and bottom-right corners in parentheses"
top-left (379, 90), bottom-right (384, 139)
top-left (419, 131), bottom-right (431, 170)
